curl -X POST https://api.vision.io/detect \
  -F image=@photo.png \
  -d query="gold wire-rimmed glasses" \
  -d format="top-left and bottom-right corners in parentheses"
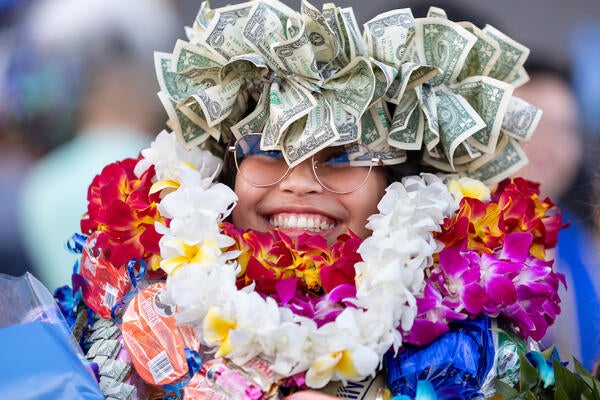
top-left (228, 134), bottom-right (382, 194)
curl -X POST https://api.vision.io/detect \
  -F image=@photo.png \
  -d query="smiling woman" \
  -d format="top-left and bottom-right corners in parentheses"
top-left (40, 0), bottom-right (590, 399)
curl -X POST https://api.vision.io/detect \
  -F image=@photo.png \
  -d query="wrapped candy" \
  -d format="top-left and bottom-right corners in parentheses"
top-left (121, 282), bottom-right (201, 386)
top-left (76, 232), bottom-right (134, 319)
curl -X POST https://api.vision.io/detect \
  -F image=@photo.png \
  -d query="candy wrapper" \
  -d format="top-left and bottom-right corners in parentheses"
top-left (320, 374), bottom-right (390, 400)
top-left (75, 231), bottom-right (134, 319)
top-left (384, 316), bottom-right (494, 398)
top-left (184, 358), bottom-right (284, 400)
top-left (0, 272), bottom-right (104, 399)
top-left (121, 282), bottom-right (200, 386)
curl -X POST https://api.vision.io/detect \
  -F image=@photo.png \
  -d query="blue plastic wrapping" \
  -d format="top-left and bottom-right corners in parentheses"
top-left (0, 272), bottom-right (104, 400)
top-left (384, 316), bottom-right (494, 399)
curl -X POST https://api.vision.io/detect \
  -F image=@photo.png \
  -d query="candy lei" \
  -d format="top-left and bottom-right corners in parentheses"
top-left (138, 130), bottom-right (458, 388)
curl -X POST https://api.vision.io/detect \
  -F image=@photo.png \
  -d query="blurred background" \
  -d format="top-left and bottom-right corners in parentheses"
top-left (1, 0), bottom-right (599, 289)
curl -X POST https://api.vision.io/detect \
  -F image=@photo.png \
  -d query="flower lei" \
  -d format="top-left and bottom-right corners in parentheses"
top-left (132, 130), bottom-right (456, 388)
top-left (81, 130), bottom-right (562, 390)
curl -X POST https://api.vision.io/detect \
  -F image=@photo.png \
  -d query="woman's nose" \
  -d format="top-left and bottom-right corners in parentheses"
top-left (278, 159), bottom-right (324, 194)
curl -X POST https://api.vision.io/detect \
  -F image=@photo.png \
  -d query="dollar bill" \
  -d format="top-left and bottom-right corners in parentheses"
top-left (451, 76), bottom-right (513, 154)
top-left (220, 53), bottom-right (269, 86)
top-left (422, 146), bottom-right (459, 173)
top-left (321, 3), bottom-right (349, 66)
top-left (508, 66), bottom-right (530, 88)
top-left (325, 91), bottom-right (359, 144)
top-left (231, 85), bottom-right (270, 138)
top-left (501, 96), bottom-right (543, 141)
top-left (186, 76), bottom-right (243, 127)
top-left (203, 3), bottom-right (255, 61)
top-left (172, 39), bottom-right (223, 76)
top-left (389, 92), bottom-right (424, 150)
top-left (272, 23), bottom-right (322, 81)
top-left (340, 7), bottom-right (368, 59)
top-left (467, 134), bottom-right (529, 183)
top-left (456, 22), bottom-right (501, 81)
top-left (352, 141), bottom-right (406, 166)
top-left (193, 1), bottom-right (215, 33)
top-left (282, 92), bottom-right (338, 167)
top-left (436, 86), bottom-right (486, 169)
top-left (361, 100), bottom-right (389, 148)
top-left (364, 8), bottom-right (414, 68)
top-left (453, 141), bottom-right (481, 166)
top-left (416, 18), bottom-right (476, 86)
top-left (157, 91), bottom-right (211, 148)
top-left (417, 85), bottom-right (440, 149)
top-left (483, 24), bottom-right (530, 82)
top-left (385, 61), bottom-right (440, 104)
top-left (426, 6), bottom-right (448, 19)
top-left (300, 0), bottom-right (340, 62)
top-left (321, 57), bottom-right (375, 143)
top-left (369, 57), bottom-right (398, 104)
top-left (262, 77), bottom-right (317, 149)
top-left (242, 0), bottom-right (295, 70)
top-left (390, 89), bottom-right (419, 131)
top-left (155, 52), bottom-right (206, 103)
top-left (179, 101), bottom-right (222, 141)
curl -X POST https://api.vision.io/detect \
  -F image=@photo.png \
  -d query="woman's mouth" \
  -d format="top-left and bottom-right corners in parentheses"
top-left (267, 213), bottom-right (337, 233)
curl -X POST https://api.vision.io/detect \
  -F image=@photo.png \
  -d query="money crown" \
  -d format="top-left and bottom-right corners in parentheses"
top-left (155, 0), bottom-right (541, 183)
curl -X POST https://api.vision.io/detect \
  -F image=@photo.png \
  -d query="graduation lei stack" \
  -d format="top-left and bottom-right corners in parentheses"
top-left (55, 1), bottom-right (599, 399)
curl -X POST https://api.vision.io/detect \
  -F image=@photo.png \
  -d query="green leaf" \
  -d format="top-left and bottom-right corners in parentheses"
top-left (554, 385), bottom-right (571, 400)
top-left (520, 353), bottom-right (541, 391)
top-left (553, 358), bottom-right (588, 397)
top-left (495, 379), bottom-right (520, 398)
top-left (575, 358), bottom-right (594, 379)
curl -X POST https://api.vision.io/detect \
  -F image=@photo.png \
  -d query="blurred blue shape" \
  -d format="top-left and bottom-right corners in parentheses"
top-left (570, 21), bottom-right (600, 134)
top-left (0, 321), bottom-right (104, 400)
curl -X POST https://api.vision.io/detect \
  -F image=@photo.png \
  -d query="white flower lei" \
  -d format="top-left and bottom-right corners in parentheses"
top-left (139, 130), bottom-right (458, 388)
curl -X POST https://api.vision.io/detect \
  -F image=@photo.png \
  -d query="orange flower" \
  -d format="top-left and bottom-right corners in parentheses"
top-left (221, 222), bottom-right (360, 295)
top-left (437, 178), bottom-right (566, 259)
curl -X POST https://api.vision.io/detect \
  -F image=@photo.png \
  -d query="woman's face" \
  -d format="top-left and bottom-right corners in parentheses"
top-left (231, 157), bottom-right (388, 243)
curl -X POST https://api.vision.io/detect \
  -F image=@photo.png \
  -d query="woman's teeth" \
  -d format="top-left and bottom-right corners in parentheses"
top-left (269, 214), bottom-right (335, 232)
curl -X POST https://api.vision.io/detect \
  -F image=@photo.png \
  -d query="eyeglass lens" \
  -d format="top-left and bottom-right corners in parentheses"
top-left (233, 134), bottom-right (373, 193)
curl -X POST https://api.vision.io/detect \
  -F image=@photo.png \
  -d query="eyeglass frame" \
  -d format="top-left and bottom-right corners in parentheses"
top-left (227, 134), bottom-right (383, 195)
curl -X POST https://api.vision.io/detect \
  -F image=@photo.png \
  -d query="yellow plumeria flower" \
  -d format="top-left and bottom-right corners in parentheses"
top-left (306, 350), bottom-right (361, 388)
top-left (203, 307), bottom-right (237, 357)
top-left (160, 237), bottom-right (219, 275)
top-left (447, 177), bottom-right (491, 203)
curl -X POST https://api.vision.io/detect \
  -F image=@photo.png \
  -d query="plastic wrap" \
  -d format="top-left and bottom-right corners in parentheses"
top-left (0, 272), bottom-right (104, 399)
top-left (384, 316), bottom-right (494, 399)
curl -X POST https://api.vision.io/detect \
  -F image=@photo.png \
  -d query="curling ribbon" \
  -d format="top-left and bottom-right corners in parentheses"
top-left (66, 232), bottom-right (88, 254)
top-left (126, 258), bottom-right (147, 289)
top-left (110, 258), bottom-right (148, 322)
top-left (184, 347), bottom-right (202, 378)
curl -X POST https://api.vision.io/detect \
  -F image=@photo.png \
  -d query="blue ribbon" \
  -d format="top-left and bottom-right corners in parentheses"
top-left (184, 347), bottom-right (202, 378)
top-left (126, 258), bottom-right (147, 289)
top-left (109, 258), bottom-right (148, 323)
top-left (162, 383), bottom-right (184, 399)
top-left (66, 233), bottom-right (88, 254)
